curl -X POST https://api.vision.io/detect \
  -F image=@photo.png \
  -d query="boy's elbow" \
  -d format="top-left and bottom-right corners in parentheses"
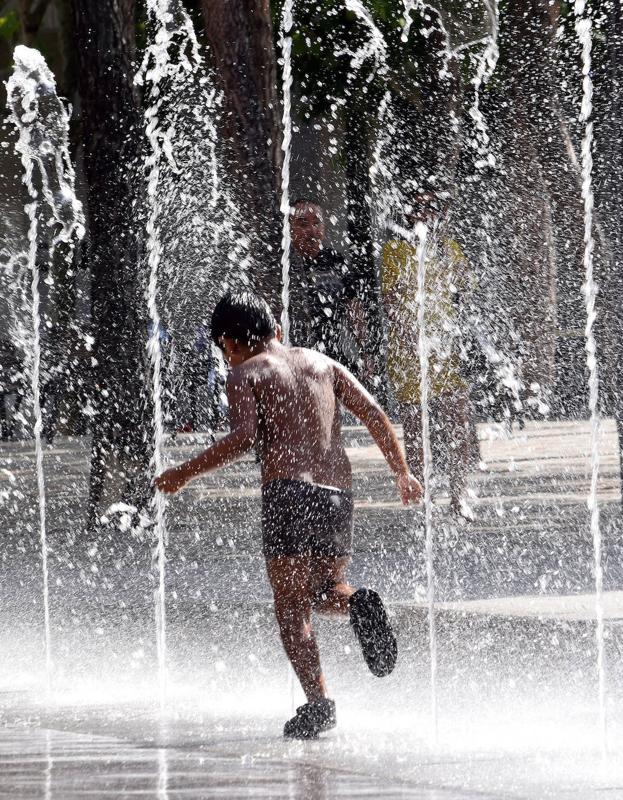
top-left (362, 402), bottom-right (387, 430)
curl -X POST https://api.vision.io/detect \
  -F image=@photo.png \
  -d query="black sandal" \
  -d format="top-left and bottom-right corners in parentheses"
top-left (349, 588), bottom-right (398, 677)
top-left (283, 698), bottom-right (336, 739)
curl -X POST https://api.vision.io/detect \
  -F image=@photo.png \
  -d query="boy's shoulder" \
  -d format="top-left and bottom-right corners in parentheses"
top-left (242, 346), bottom-right (336, 379)
top-left (228, 349), bottom-right (288, 383)
top-left (290, 346), bottom-right (337, 373)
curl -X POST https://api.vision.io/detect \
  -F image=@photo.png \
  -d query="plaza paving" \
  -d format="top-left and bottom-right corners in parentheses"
top-left (1, 419), bottom-right (623, 797)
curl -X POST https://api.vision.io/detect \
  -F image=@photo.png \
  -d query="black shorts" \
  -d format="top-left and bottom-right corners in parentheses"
top-left (261, 479), bottom-right (354, 559)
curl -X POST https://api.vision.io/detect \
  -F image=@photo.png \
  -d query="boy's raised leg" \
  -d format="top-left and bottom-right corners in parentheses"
top-left (312, 556), bottom-right (397, 679)
top-left (310, 556), bottom-right (354, 616)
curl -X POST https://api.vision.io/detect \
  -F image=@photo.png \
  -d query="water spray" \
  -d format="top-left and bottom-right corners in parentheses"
top-left (574, 0), bottom-right (607, 756)
top-left (138, 0), bottom-right (202, 709)
top-left (6, 45), bottom-right (85, 695)
top-left (414, 222), bottom-right (438, 743)
top-left (279, 0), bottom-right (295, 344)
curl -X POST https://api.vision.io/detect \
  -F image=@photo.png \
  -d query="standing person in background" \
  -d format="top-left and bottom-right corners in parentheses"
top-left (288, 199), bottom-right (367, 376)
top-left (381, 187), bottom-right (475, 520)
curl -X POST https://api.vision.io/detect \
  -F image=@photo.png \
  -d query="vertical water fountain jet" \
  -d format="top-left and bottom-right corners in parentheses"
top-left (138, 0), bottom-right (201, 708)
top-left (415, 221), bottom-right (438, 742)
top-left (157, 746), bottom-right (169, 799)
top-left (277, 0), bottom-right (299, 713)
top-left (25, 194), bottom-right (50, 688)
top-left (574, 0), bottom-right (607, 754)
top-left (279, 0), bottom-right (294, 343)
top-left (385, 217), bottom-right (439, 743)
top-left (44, 729), bottom-right (53, 800)
top-left (6, 46), bottom-right (85, 695)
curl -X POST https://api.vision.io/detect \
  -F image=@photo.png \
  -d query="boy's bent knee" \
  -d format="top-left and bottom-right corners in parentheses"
top-left (311, 580), bottom-right (337, 607)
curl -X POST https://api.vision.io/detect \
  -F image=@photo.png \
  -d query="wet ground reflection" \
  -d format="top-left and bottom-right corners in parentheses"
top-left (1, 697), bottom-right (623, 799)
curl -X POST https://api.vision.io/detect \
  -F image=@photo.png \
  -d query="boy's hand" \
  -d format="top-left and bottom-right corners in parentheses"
top-left (397, 471), bottom-right (423, 505)
top-left (154, 466), bottom-right (188, 495)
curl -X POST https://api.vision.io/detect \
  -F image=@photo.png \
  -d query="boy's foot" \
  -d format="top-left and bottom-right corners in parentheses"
top-left (283, 698), bottom-right (336, 740)
top-left (349, 588), bottom-right (397, 677)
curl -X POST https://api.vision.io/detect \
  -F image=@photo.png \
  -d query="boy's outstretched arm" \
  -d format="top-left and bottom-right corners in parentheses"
top-left (333, 362), bottom-right (422, 505)
top-left (155, 370), bottom-right (257, 494)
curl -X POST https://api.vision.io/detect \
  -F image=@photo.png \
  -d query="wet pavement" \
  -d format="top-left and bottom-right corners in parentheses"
top-left (2, 699), bottom-right (623, 798)
top-left (1, 420), bottom-right (623, 797)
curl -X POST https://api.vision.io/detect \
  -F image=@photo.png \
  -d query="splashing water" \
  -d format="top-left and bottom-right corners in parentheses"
top-left (279, 0), bottom-right (294, 344)
top-left (469, 0), bottom-right (499, 171)
top-left (278, 0), bottom-right (301, 715)
top-left (574, 0), bottom-right (607, 755)
top-left (401, 0), bottom-right (453, 79)
top-left (138, 0), bottom-right (202, 708)
top-left (6, 45), bottom-right (85, 693)
top-left (464, 1), bottom-right (524, 416)
top-left (368, 89), bottom-right (396, 258)
top-left (324, 0), bottom-right (386, 148)
top-left (401, 0), bottom-right (418, 42)
top-left (345, 4), bottom-right (395, 273)
top-left (138, 1), bottom-right (200, 79)
top-left (343, 0), bottom-right (388, 73)
top-left (414, 221), bottom-right (437, 742)
top-left (325, 0), bottom-right (392, 238)
top-left (468, 319), bottom-right (524, 415)
top-left (7, 47), bottom-right (84, 242)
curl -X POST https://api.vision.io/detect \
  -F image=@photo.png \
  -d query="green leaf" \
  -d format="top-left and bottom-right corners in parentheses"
top-left (0, 11), bottom-right (20, 42)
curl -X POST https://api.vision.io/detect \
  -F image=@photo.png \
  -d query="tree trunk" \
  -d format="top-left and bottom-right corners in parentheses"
top-left (499, 0), bottom-right (588, 411)
top-left (72, 0), bottom-right (150, 529)
top-left (199, 0), bottom-right (282, 308)
top-left (19, 0), bottom-right (53, 47)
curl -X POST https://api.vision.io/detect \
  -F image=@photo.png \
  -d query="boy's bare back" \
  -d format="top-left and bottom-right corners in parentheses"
top-left (229, 346), bottom-right (353, 489)
top-left (156, 305), bottom-right (419, 506)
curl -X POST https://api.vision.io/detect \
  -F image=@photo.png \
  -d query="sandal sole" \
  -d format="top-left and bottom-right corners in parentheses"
top-left (349, 588), bottom-right (397, 677)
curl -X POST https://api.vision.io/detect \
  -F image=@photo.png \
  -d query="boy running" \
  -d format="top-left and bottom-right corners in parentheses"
top-left (155, 291), bottom-right (422, 739)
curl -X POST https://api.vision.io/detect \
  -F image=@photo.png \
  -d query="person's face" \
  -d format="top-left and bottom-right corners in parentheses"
top-left (218, 336), bottom-right (246, 367)
top-left (290, 203), bottom-right (325, 257)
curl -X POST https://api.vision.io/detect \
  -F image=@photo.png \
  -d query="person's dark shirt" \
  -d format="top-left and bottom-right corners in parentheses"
top-left (288, 246), bottom-right (359, 367)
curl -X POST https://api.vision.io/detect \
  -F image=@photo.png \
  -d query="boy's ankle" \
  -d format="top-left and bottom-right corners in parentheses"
top-left (307, 693), bottom-right (329, 704)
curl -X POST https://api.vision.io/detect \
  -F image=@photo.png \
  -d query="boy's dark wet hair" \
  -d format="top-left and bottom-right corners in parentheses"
top-left (211, 290), bottom-right (277, 347)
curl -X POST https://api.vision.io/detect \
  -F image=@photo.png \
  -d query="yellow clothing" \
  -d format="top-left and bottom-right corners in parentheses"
top-left (381, 234), bottom-right (469, 404)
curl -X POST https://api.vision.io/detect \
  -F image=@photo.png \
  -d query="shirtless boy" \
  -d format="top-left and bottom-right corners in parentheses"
top-left (155, 291), bottom-right (422, 739)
